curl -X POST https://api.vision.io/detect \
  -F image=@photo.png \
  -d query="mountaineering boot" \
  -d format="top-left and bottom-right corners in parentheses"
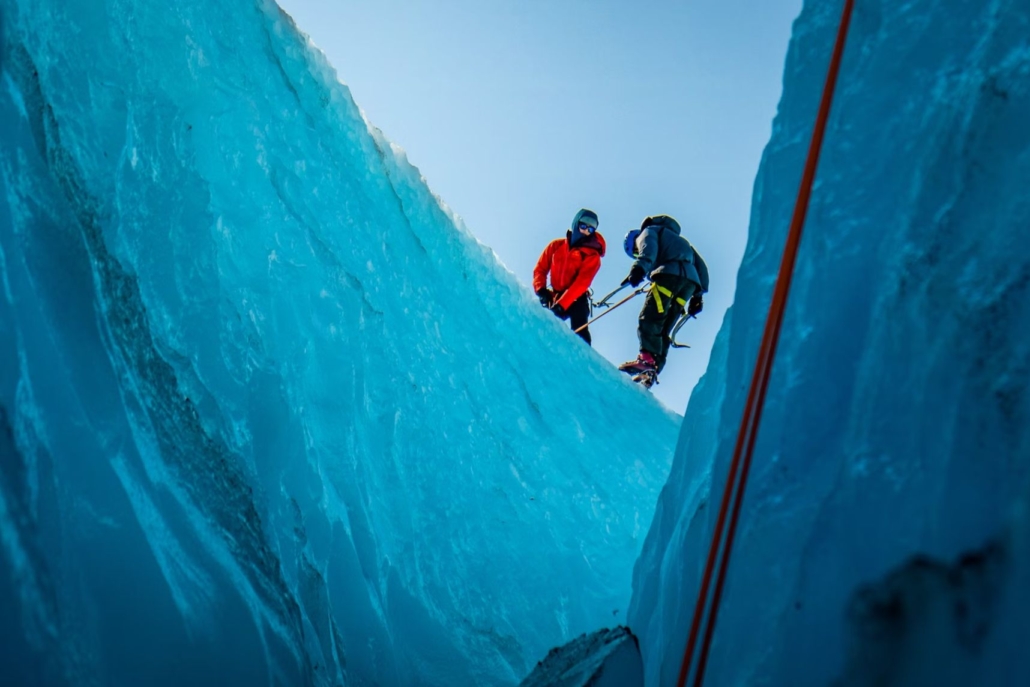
top-left (633, 369), bottom-right (658, 389)
top-left (618, 351), bottom-right (657, 375)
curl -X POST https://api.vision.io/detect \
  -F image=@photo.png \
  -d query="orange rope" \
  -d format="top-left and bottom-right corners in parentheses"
top-left (675, 2), bottom-right (856, 685)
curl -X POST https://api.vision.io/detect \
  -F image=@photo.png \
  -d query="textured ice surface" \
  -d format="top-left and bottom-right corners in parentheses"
top-left (629, 1), bottom-right (1030, 685)
top-left (0, 1), bottom-right (680, 685)
top-left (518, 626), bottom-right (643, 687)
top-left (832, 540), bottom-right (1005, 687)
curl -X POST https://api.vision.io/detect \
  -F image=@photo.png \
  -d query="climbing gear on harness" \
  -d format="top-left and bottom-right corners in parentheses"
top-left (651, 282), bottom-right (687, 315)
top-left (675, 2), bottom-right (856, 686)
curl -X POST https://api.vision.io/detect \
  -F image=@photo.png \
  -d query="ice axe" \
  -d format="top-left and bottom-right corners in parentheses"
top-left (574, 286), bottom-right (646, 334)
top-left (591, 284), bottom-right (631, 309)
top-left (669, 313), bottom-right (695, 349)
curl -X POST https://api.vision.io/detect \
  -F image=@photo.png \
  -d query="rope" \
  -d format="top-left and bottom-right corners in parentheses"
top-left (675, 2), bottom-right (856, 685)
top-left (573, 287), bottom-right (645, 333)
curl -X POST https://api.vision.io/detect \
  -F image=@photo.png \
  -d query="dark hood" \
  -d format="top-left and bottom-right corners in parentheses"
top-left (641, 215), bottom-right (682, 236)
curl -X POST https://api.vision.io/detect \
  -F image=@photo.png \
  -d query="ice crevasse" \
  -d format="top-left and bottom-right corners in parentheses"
top-left (5, 0), bottom-right (1030, 686)
top-left (0, 0), bottom-right (681, 685)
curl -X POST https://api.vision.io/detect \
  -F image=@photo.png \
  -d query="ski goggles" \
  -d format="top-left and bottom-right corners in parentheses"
top-left (577, 222), bottom-right (597, 233)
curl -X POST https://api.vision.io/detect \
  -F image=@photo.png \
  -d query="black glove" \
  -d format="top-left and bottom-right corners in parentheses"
top-left (622, 265), bottom-right (646, 287)
top-left (551, 303), bottom-right (570, 320)
top-left (687, 293), bottom-right (704, 317)
top-left (536, 288), bottom-right (553, 308)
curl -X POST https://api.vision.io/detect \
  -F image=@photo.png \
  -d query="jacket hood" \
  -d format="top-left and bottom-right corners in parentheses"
top-left (572, 208), bottom-right (600, 231)
top-left (641, 214), bottom-right (682, 236)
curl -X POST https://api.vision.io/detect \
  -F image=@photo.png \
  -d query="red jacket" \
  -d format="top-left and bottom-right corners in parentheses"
top-left (533, 231), bottom-right (606, 309)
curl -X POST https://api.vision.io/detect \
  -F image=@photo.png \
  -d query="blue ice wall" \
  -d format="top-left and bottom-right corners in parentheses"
top-left (0, 1), bottom-right (681, 685)
top-left (629, 1), bottom-right (1030, 685)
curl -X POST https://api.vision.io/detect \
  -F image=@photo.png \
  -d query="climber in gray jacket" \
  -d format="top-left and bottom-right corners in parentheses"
top-left (618, 215), bottom-right (709, 388)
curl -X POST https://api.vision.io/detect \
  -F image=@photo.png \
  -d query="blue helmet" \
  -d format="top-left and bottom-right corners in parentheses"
top-left (623, 228), bottom-right (641, 258)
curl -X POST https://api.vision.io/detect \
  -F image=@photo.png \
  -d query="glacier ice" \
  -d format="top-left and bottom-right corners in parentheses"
top-left (629, 0), bottom-right (1030, 685)
top-left (519, 626), bottom-right (643, 687)
top-left (0, 0), bottom-right (681, 685)
top-left (8, 0), bottom-right (1029, 684)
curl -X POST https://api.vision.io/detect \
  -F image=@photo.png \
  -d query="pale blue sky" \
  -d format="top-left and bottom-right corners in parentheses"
top-left (275, 0), bottom-right (802, 413)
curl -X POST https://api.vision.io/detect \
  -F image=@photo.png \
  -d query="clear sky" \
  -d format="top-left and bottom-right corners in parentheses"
top-left (275, 0), bottom-right (802, 413)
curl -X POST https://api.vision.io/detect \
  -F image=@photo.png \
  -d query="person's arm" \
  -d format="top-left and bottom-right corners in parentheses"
top-left (556, 252), bottom-right (601, 309)
top-left (692, 247), bottom-right (710, 293)
top-left (533, 241), bottom-right (557, 292)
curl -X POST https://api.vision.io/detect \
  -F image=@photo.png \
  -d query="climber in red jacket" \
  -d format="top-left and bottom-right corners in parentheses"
top-left (533, 209), bottom-right (606, 345)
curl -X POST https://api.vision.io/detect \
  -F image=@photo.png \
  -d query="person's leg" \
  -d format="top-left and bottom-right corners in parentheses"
top-left (655, 281), bottom-right (696, 373)
top-left (625, 276), bottom-right (694, 380)
top-left (637, 288), bottom-right (666, 358)
top-left (567, 294), bottom-right (592, 345)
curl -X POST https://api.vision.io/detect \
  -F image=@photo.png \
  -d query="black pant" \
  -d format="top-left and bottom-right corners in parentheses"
top-left (561, 294), bottom-right (592, 345)
top-left (638, 273), bottom-right (696, 372)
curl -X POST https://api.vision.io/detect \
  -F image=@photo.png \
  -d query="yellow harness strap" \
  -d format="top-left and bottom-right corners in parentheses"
top-left (651, 283), bottom-right (687, 314)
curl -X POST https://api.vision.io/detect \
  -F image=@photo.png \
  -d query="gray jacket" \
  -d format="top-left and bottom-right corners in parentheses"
top-left (632, 220), bottom-right (709, 292)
